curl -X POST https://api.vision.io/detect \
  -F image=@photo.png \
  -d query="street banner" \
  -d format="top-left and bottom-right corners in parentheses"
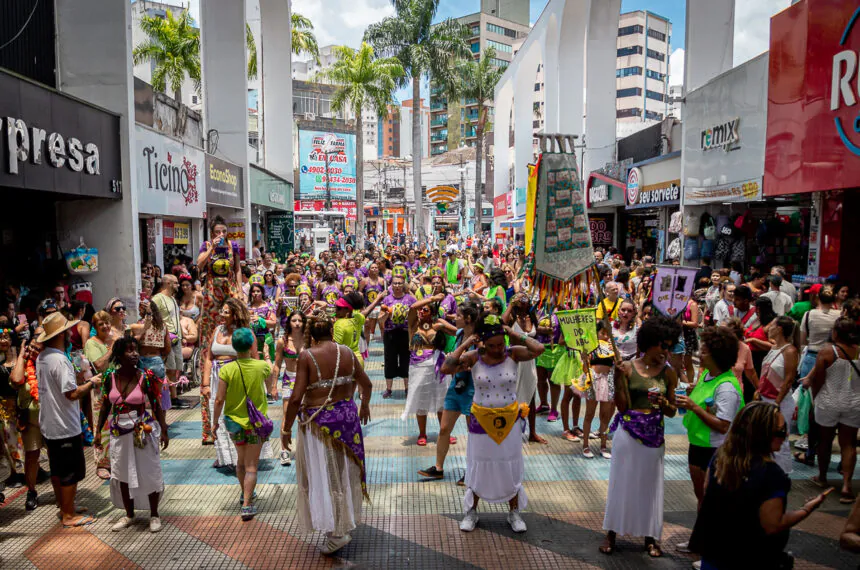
top-left (652, 265), bottom-right (698, 318)
top-left (556, 308), bottom-right (598, 353)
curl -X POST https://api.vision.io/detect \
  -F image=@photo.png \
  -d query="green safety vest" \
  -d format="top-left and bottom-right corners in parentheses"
top-left (486, 285), bottom-right (507, 312)
top-left (446, 259), bottom-right (460, 284)
top-left (683, 369), bottom-right (745, 448)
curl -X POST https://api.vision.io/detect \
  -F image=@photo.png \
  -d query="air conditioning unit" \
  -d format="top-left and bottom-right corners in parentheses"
top-left (304, 113), bottom-right (316, 121)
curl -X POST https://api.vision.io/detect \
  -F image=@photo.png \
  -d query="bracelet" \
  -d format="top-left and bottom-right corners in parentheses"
top-left (280, 428), bottom-right (291, 436)
top-left (520, 334), bottom-right (528, 344)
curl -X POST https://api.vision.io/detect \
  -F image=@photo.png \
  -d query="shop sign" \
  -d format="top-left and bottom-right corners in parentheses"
top-left (249, 165), bottom-right (291, 210)
top-left (162, 221), bottom-right (189, 245)
top-left (589, 184), bottom-right (610, 203)
top-left (0, 70), bottom-right (122, 198)
top-left (626, 167), bottom-right (642, 205)
top-left (294, 200), bottom-right (357, 220)
top-left (226, 218), bottom-right (246, 260)
top-left (626, 163), bottom-right (681, 209)
top-left (685, 177), bottom-right (762, 205)
top-left (589, 214), bottom-right (614, 248)
top-left (205, 155), bottom-right (244, 209)
top-left (135, 125), bottom-right (205, 218)
top-left (266, 211), bottom-right (294, 261)
top-left (701, 118), bottom-right (740, 151)
top-left (765, 0), bottom-right (860, 195)
top-left (493, 194), bottom-right (508, 217)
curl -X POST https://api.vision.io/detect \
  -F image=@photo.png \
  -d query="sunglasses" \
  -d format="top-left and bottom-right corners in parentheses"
top-left (112, 306), bottom-right (127, 312)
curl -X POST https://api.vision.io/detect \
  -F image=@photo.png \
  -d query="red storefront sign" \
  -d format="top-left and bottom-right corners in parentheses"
top-left (493, 194), bottom-right (508, 217)
top-left (294, 200), bottom-right (357, 220)
top-left (765, 1), bottom-right (860, 195)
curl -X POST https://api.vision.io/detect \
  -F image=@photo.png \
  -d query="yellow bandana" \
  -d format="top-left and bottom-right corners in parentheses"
top-left (470, 401), bottom-right (530, 445)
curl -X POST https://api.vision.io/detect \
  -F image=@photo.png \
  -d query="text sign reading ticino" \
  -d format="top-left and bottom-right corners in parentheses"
top-left (701, 117), bottom-right (740, 150)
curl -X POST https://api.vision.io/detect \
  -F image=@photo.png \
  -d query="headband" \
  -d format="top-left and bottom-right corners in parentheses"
top-left (479, 314), bottom-right (505, 341)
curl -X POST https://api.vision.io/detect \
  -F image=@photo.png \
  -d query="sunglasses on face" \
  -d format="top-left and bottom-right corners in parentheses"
top-left (112, 306), bottom-right (127, 312)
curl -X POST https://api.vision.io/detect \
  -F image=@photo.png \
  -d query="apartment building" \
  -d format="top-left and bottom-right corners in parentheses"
top-left (615, 10), bottom-right (672, 124)
top-left (378, 105), bottom-right (401, 159)
top-left (429, 10), bottom-right (530, 156)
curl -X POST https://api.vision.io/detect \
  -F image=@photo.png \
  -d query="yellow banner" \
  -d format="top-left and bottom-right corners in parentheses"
top-left (525, 163), bottom-right (537, 255)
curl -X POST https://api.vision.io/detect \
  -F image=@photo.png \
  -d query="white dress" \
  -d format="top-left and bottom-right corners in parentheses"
top-left (513, 321), bottom-right (537, 404)
top-left (109, 410), bottom-right (164, 509)
top-left (463, 353), bottom-right (527, 511)
top-left (402, 332), bottom-right (447, 419)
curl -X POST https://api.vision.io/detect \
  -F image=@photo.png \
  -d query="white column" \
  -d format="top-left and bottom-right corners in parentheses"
top-left (493, 80), bottom-right (512, 201)
top-left (201, 0), bottom-right (252, 253)
top-left (55, 0), bottom-right (140, 310)
top-left (260, 0), bottom-right (294, 183)
top-left (584, 0), bottom-right (621, 176)
top-left (513, 45), bottom-right (541, 193)
top-left (685, 0), bottom-right (735, 93)
top-left (557, 0), bottom-right (589, 136)
top-left (541, 13), bottom-right (561, 133)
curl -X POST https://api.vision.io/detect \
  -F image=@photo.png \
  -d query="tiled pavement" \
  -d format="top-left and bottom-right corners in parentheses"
top-left (0, 346), bottom-right (857, 569)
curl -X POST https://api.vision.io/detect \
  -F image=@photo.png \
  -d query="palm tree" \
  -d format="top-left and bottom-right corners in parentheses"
top-left (132, 9), bottom-right (200, 104)
top-left (449, 47), bottom-right (504, 234)
top-left (365, 0), bottom-right (470, 240)
top-left (292, 12), bottom-right (320, 62)
top-left (318, 44), bottom-right (404, 249)
top-left (246, 23), bottom-right (258, 80)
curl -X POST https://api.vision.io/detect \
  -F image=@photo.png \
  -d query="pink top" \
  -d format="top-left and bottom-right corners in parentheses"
top-left (732, 342), bottom-right (755, 384)
top-left (109, 374), bottom-right (146, 406)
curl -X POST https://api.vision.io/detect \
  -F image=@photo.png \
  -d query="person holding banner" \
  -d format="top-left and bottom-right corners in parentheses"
top-left (601, 315), bottom-right (681, 558)
top-left (535, 309), bottom-right (562, 427)
top-left (575, 321), bottom-right (617, 459)
top-left (441, 314), bottom-right (544, 534)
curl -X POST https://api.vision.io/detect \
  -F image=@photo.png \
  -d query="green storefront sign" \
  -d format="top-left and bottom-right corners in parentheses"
top-left (266, 211), bottom-right (294, 261)
top-left (250, 165), bottom-right (292, 210)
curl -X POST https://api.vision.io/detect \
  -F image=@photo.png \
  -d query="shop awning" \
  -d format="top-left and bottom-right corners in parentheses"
top-left (500, 216), bottom-right (525, 228)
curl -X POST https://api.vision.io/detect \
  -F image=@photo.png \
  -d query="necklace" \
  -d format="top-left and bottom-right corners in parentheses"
top-left (421, 322), bottom-right (431, 331)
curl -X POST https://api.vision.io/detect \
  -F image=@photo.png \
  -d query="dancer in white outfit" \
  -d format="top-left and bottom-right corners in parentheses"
top-left (441, 313), bottom-right (544, 533)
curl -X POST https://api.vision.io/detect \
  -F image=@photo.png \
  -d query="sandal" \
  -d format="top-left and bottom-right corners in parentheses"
top-left (528, 434), bottom-right (548, 445)
top-left (449, 436), bottom-right (457, 445)
top-left (583, 448), bottom-right (594, 459)
top-left (793, 451), bottom-right (814, 466)
top-left (600, 448), bottom-right (612, 459)
top-left (645, 540), bottom-right (663, 558)
top-left (599, 535), bottom-right (615, 555)
top-left (417, 436), bottom-right (427, 446)
top-left (63, 514), bottom-right (96, 528)
top-left (840, 492), bottom-right (856, 505)
top-left (240, 505), bottom-right (257, 521)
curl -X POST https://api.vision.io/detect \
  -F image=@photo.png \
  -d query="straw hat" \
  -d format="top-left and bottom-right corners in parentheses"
top-left (36, 312), bottom-right (80, 343)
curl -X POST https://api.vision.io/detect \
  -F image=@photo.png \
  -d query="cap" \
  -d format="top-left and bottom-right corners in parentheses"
top-left (804, 283), bottom-right (822, 295)
top-left (335, 297), bottom-right (353, 310)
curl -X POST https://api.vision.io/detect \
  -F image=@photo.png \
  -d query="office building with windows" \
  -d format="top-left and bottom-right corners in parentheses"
top-left (429, 10), bottom-right (530, 156)
top-left (615, 10), bottom-right (672, 124)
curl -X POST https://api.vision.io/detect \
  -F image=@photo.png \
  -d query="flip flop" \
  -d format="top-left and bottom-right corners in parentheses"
top-left (56, 506), bottom-right (88, 519)
top-left (96, 468), bottom-right (110, 480)
top-left (63, 514), bottom-right (96, 528)
top-left (810, 475), bottom-right (831, 489)
top-left (449, 436), bottom-right (457, 445)
top-left (840, 492), bottom-right (856, 505)
top-left (417, 436), bottom-right (427, 446)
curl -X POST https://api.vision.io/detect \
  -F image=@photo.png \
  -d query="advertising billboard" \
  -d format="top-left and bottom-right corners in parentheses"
top-left (298, 130), bottom-right (356, 200)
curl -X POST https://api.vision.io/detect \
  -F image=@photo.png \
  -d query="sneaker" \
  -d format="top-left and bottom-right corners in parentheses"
top-left (239, 491), bottom-right (258, 505)
top-left (241, 505), bottom-right (257, 521)
top-left (382, 389), bottom-right (393, 399)
top-left (280, 450), bottom-right (292, 466)
top-left (507, 509), bottom-right (527, 533)
top-left (795, 436), bottom-right (809, 451)
top-left (320, 533), bottom-right (352, 554)
top-left (600, 448), bottom-right (612, 459)
top-left (676, 541), bottom-right (691, 553)
top-left (547, 411), bottom-right (560, 422)
top-left (460, 508), bottom-right (479, 532)
top-left (149, 517), bottom-right (162, 533)
top-left (25, 490), bottom-right (38, 511)
top-left (418, 465), bottom-right (444, 480)
top-left (111, 516), bottom-right (134, 532)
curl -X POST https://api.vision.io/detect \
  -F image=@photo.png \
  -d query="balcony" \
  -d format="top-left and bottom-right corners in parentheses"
top-left (430, 103), bottom-right (446, 111)
top-left (431, 117), bottom-right (448, 127)
top-left (431, 132), bottom-right (448, 142)
top-left (463, 98), bottom-right (478, 106)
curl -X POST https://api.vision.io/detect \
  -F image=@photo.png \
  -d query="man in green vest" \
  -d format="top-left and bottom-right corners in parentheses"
top-left (676, 327), bottom-right (745, 519)
top-left (444, 250), bottom-right (464, 287)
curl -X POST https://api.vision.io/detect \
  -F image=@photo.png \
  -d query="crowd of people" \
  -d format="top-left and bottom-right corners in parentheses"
top-left (1, 219), bottom-right (860, 565)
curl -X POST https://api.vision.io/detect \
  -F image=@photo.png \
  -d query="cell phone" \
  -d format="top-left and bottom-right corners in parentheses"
top-left (17, 314), bottom-right (27, 326)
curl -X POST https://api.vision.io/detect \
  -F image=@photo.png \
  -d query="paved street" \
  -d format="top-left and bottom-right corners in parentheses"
top-left (0, 346), bottom-right (856, 569)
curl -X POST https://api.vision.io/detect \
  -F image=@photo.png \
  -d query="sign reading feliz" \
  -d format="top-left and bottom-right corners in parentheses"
top-left (556, 309), bottom-right (598, 353)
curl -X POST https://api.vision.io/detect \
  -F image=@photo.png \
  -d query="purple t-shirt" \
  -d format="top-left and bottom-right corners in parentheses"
top-left (439, 294), bottom-right (457, 318)
top-left (200, 239), bottom-right (239, 277)
top-left (535, 311), bottom-right (560, 344)
top-left (382, 293), bottom-right (416, 331)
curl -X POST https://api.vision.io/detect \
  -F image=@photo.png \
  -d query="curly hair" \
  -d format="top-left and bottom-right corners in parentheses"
top-left (713, 401), bottom-right (783, 492)
top-left (700, 326), bottom-right (739, 373)
top-left (636, 314), bottom-right (682, 352)
top-left (109, 334), bottom-right (140, 368)
top-left (488, 267), bottom-right (507, 288)
top-left (305, 309), bottom-right (334, 345)
top-left (723, 317), bottom-right (746, 341)
top-left (223, 297), bottom-right (250, 329)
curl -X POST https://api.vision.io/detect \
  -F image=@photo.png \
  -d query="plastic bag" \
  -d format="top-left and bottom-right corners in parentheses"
top-left (795, 386), bottom-right (811, 435)
top-left (668, 211), bottom-right (683, 234)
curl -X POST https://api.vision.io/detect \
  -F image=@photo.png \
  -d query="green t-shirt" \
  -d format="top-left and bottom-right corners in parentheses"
top-left (219, 358), bottom-right (271, 430)
top-left (787, 300), bottom-right (812, 324)
top-left (84, 338), bottom-right (109, 367)
top-left (333, 311), bottom-right (366, 363)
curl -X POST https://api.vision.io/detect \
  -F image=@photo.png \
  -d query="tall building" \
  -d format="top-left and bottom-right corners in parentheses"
top-left (291, 45), bottom-right (342, 81)
top-left (480, 0), bottom-right (530, 27)
top-left (400, 98), bottom-right (431, 159)
top-left (615, 11), bottom-right (672, 124)
top-left (429, 12), bottom-right (530, 156)
top-left (378, 105), bottom-right (401, 159)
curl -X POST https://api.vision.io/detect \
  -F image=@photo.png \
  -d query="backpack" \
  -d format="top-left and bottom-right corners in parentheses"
top-left (684, 212), bottom-right (700, 237)
top-left (684, 237), bottom-right (700, 260)
top-left (668, 211), bottom-right (683, 234)
top-left (730, 239), bottom-right (746, 264)
top-left (667, 237), bottom-right (682, 261)
top-left (700, 213), bottom-right (717, 240)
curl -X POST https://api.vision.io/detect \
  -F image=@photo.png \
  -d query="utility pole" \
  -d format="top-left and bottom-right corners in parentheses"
top-left (459, 154), bottom-right (466, 233)
top-left (381, 161), bottom-right (387, 237)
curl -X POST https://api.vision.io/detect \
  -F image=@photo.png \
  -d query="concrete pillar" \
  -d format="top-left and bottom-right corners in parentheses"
top-left (541, 14), bottom-right (560, 132)
top-left (260, 0), bottom-right (294, 182)
top-left (513, 45), bottom-right (541, 193)
top-left (584, 0), bottom-right (621, 177)
top-left (55, 0), bottom-right (140, 310)
top-left (201, 0), bottom-right (252, 252)
top-left (493, 80), bottom-right (512, 203)
top-left (685, 0), bottom-right (735, 93)
top-left (557, 0), bottom-right (589, 136)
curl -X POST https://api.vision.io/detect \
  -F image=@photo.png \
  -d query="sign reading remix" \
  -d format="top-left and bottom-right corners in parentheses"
top-left (298, 130), bottom-right (356, 200)
top-left (701, 117), bottom-right (740, 150)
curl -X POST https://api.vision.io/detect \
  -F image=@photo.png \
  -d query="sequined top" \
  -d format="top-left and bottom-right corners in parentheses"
top-left (306, 344), bottom-right (354, 391)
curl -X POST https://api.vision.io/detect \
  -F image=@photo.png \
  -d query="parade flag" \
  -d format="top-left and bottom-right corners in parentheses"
top-left (525, 162), bottom-right (538, 255)
top-left (652, 265), bottom-right (698, 318)
top-left (556, 308), bottom-right (598, 353)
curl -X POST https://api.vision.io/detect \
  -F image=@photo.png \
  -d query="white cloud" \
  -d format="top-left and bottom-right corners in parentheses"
top-left (733, 0), bottom-right (791, 66)
top-left (669, 48), bottom-right (684, 87)
top-left (292, 0), bottom-right (395, 57)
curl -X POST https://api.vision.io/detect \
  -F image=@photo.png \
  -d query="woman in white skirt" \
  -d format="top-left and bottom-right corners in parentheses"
top-left (282, 311), bottom-right (373, 555)
top-left (441, 314), bottom-right (544, 534)
top-left (273, 310), bottom-right (306, 466)
top-left (601, 316), bottom-right (681, 558)
top-left (501, 294), bottom-right (538, 411)
top-left (756, 316), bottom-right (798, 474)
top-left (95, 336), bottom-right (169, 533)
top-left (402, 293), bottom-right (457, 446)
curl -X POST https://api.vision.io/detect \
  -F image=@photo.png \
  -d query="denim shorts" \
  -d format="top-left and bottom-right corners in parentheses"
top-left (443, 375), bottom-right (474, 415)
top-left (139, 355), bottom-right (166, 378)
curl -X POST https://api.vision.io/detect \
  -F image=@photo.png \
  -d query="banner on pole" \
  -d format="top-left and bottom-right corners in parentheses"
top-left (652, 265), bottom-right (698, 317)
top-left (556, 308), bottom-right (598, 353)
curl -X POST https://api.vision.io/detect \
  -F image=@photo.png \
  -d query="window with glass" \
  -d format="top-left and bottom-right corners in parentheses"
top-left (645, 69), bottom-right (665, 81)
top-left (618, 24), bottom-right (644, 36)
top-left (617, 87), bottom-right (642, 98)
top-left (471, 42), bottom-right (480, 54)
top-left (646, 49), bottom-right (665, 62)
top-left (647, 28), bottom-right (667, 42)
top-left (646, 90), bottom-right (664, 102)
top-left (645, 110), bottom-right (664, 121)
top-left (488, 58), bottom-right (509, 68)
top-left (487, 39), bottom-right (512, 53)
top-left (617, 45), bottom-right (643, 57)
top-left (617, 108), bottom-right (641, 119)
top-left (616, 66), bottom-right (643, 78)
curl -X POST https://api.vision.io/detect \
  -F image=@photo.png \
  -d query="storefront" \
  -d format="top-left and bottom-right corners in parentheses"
top-left (624, 153), bottom-right (681, 262)
top-left (765, 0), bottom-right (859, 287)
top-left (135, 124), bottom-right (205, 272)
top-left (680, 52), bottom-right (807, 274)
top-left (0, 69), bottom-right (122, 291)
top-left (586, 161), bottom-right (629, 252)
top-left (493, 193), bottom-right (511, 240)
top-left (205, 154), bottom-right (246, 259)
top-left (250, 164), bottom-right (292, 258)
